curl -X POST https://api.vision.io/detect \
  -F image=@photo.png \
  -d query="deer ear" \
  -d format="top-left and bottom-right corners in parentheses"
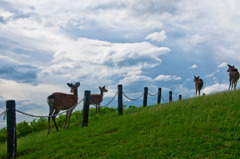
top-left (228, 64), bottom-right (231, 67)
top-left (67, 83), bottom-right (72, 87)
top-left (76, 82), bottom-right (80, 86)
top-left (198, 76), bottom-right (199, 78)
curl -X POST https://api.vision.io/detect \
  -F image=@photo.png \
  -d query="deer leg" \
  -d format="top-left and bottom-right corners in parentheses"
top-left (98, 105), bottom-right (100, 114)
top-left (229, 78), bottom-right (231, 91)
top-left (67, 109), bottom-right (74, 128)
top-left (48, 108), bottom-right (54, 134)
top-left (52, 109), bottom-right (60, 132)
top-left (95, 105), bottom-right (97, 115)
top-left (63, 111), bottom-right (69, 129)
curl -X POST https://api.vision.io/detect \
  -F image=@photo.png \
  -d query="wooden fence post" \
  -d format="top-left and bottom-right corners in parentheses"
top-left (6, 100), bottom-right (17, 159)
top-left (157, 88), bottom-right (162, 104)
top-left (118, 84), bottom-right (123, 115)
top-left (82, 90), bottom-right (90, 127)
top-left (179, 95), bottom-right (182, 101)
top-left (143, 87), bottom-right (148, 107)
top-left (169, 91), bottom-right (172, 102)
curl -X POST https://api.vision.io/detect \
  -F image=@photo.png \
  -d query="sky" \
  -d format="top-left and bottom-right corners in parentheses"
top-left (0, 0), bottom-right (240, 128)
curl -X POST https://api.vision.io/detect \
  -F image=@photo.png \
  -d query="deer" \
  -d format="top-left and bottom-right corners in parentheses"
top-left (194, 76), bottom-right (204, 96)
top-left (47, 82), bottom-right (80, 134)
top-left (90, 86), bottom-right (108, 114)
top-left (227, 64), bottom-right (239, 91)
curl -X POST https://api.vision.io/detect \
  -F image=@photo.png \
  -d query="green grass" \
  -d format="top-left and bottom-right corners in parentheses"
top-left (1, 90), bottom-right (240, 158)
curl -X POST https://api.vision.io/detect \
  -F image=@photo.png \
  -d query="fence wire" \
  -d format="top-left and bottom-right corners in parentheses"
top-left (16, 97), bottom-right (84, 118)
top-left (100, 92), bottom-right (118, 108)
top-left (122, 91), bottom-right (144, 101)
top-left (0, 109), bottom-right (7, 120)
top-left (2, 88), bottom-right (175, 120)
top-left (148, 92), bottom-right (160, 96)
top-left (161, 96), bottom-right (168, 102)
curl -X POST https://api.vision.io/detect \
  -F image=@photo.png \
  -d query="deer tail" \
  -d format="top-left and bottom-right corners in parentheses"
top-left (47, 95), bottom-right (55, 109)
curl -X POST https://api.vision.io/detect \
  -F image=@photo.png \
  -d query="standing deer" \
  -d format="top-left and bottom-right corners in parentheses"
top-left (227, 64), bottom-right (239, 90)
top-left (194, 76), bottom-right (204, 96)
top-left (47, 82), bottom-right (80, 134)
top-left (90, 86), bottom-right (108, 114)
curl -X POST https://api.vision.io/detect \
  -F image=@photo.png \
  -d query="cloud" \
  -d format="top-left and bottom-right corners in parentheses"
top-left (190, 34), bottom-right (208, 45)
top-left (202, 83), bottom-right (228, 95)
top-left (154, 75), bottom-right (182, 81)
top-left (0, 78), bottom-right (68, 106)
top-left (174, 84), bottom-right (195, 97)
top-left (188, 64), bottom-right (198, 69)
top-left (217, 62), bottom-right (228, 68)
top-left (37, 38), bottom-right (170, 86)
top-left (204, 72), bottom-right (216, 78)
top-left (145, 31), bottom-right (167, 42)
top-left (0, 55), bottom-right (38, 83)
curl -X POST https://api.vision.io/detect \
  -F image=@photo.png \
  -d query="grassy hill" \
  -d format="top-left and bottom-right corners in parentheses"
top-left (1, 90), bottom-right (240, 158)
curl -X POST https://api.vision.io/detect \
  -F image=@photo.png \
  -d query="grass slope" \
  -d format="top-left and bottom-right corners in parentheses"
top-left (1, 90), bottom-right (240, 158)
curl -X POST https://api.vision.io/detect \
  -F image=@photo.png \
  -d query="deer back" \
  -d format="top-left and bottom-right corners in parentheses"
top-left (197, 79), bottom-right (203, 90)
top-left (90, 94), bottom-right (103, 105)
top-left (48, 92), bottom-right (78, 110)
top-left (195, 79), bottom-right (203, 90)
top-left (230, 70), bottom-right (240, 81)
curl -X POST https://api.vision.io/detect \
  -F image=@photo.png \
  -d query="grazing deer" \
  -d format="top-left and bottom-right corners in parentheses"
top-left (47, 82), bottom-right (80, 134)
top-left (227, 64), bottom-right (239, 90)
top-left (90, 86), bottom-right (108, 114)
top-left (194, 76), bottom-right (204, 96)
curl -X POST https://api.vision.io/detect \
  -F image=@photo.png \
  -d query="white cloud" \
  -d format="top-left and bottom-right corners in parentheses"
top-left (188, 64), bottom-right (198, 69)
top-left (0, 78), bottom-right (69, 106)
top-left (145, 31), bottom-right (167, 42)
top-left (36, 38), bottom-right (170, 86)
top-left (217, 62), bottom-right (228, 68)
top-left (190, 34), bottom-right (208, 45)
top-left (119, 74), bottom-right (153, 87)
top-left (175, 84), bottom-right (195, 97)
top-left (204, 72), bottom-right (216, 78)
top-left (154, 75), bottom-right (182, 81)
top-left (202, 83), bottom-right (229, 95)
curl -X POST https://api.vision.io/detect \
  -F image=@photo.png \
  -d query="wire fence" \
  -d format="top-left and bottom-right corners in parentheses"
top-left (123, 92), bottom-right (144, 101)
top-left (100, 92), bottom-right (118, 108)
top-left (2, 97), bottom-right (85, 119)
top-left (123, 89), bottom-right (171, 103)
top-left (1, 86), bottom-right (178, 121)
top-left (147, 92), bottom-right (159, 96)
top-left (0, 109), bottom-right (7, 120)
top-left (161, 96), bottom-right (168, 102)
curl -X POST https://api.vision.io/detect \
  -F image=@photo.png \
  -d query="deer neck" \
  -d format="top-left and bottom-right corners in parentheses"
top-left (100, 90), bottom-right (104, 98)
top-left (74, 88), bottom-right (78, 96)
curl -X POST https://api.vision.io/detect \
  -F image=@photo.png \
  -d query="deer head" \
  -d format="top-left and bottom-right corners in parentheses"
top-left (194, 76), bottom-right (199, 82)
top-left (99, 85), bottom-right (108, 94)
top-left (227, 64), bottom-right (235, 72)
top-left (67, 82), bottom-right (80, 94)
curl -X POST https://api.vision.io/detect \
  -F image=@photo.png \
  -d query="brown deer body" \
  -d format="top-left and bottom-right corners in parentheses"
top-left (47, 82), bottom-right (80, 134)
top-left (194, 76), bottom-right (204, 96)
top-left (227, 64), bottom-right (239, 90)
top-left (90, 86), bottom-right (108, 114)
